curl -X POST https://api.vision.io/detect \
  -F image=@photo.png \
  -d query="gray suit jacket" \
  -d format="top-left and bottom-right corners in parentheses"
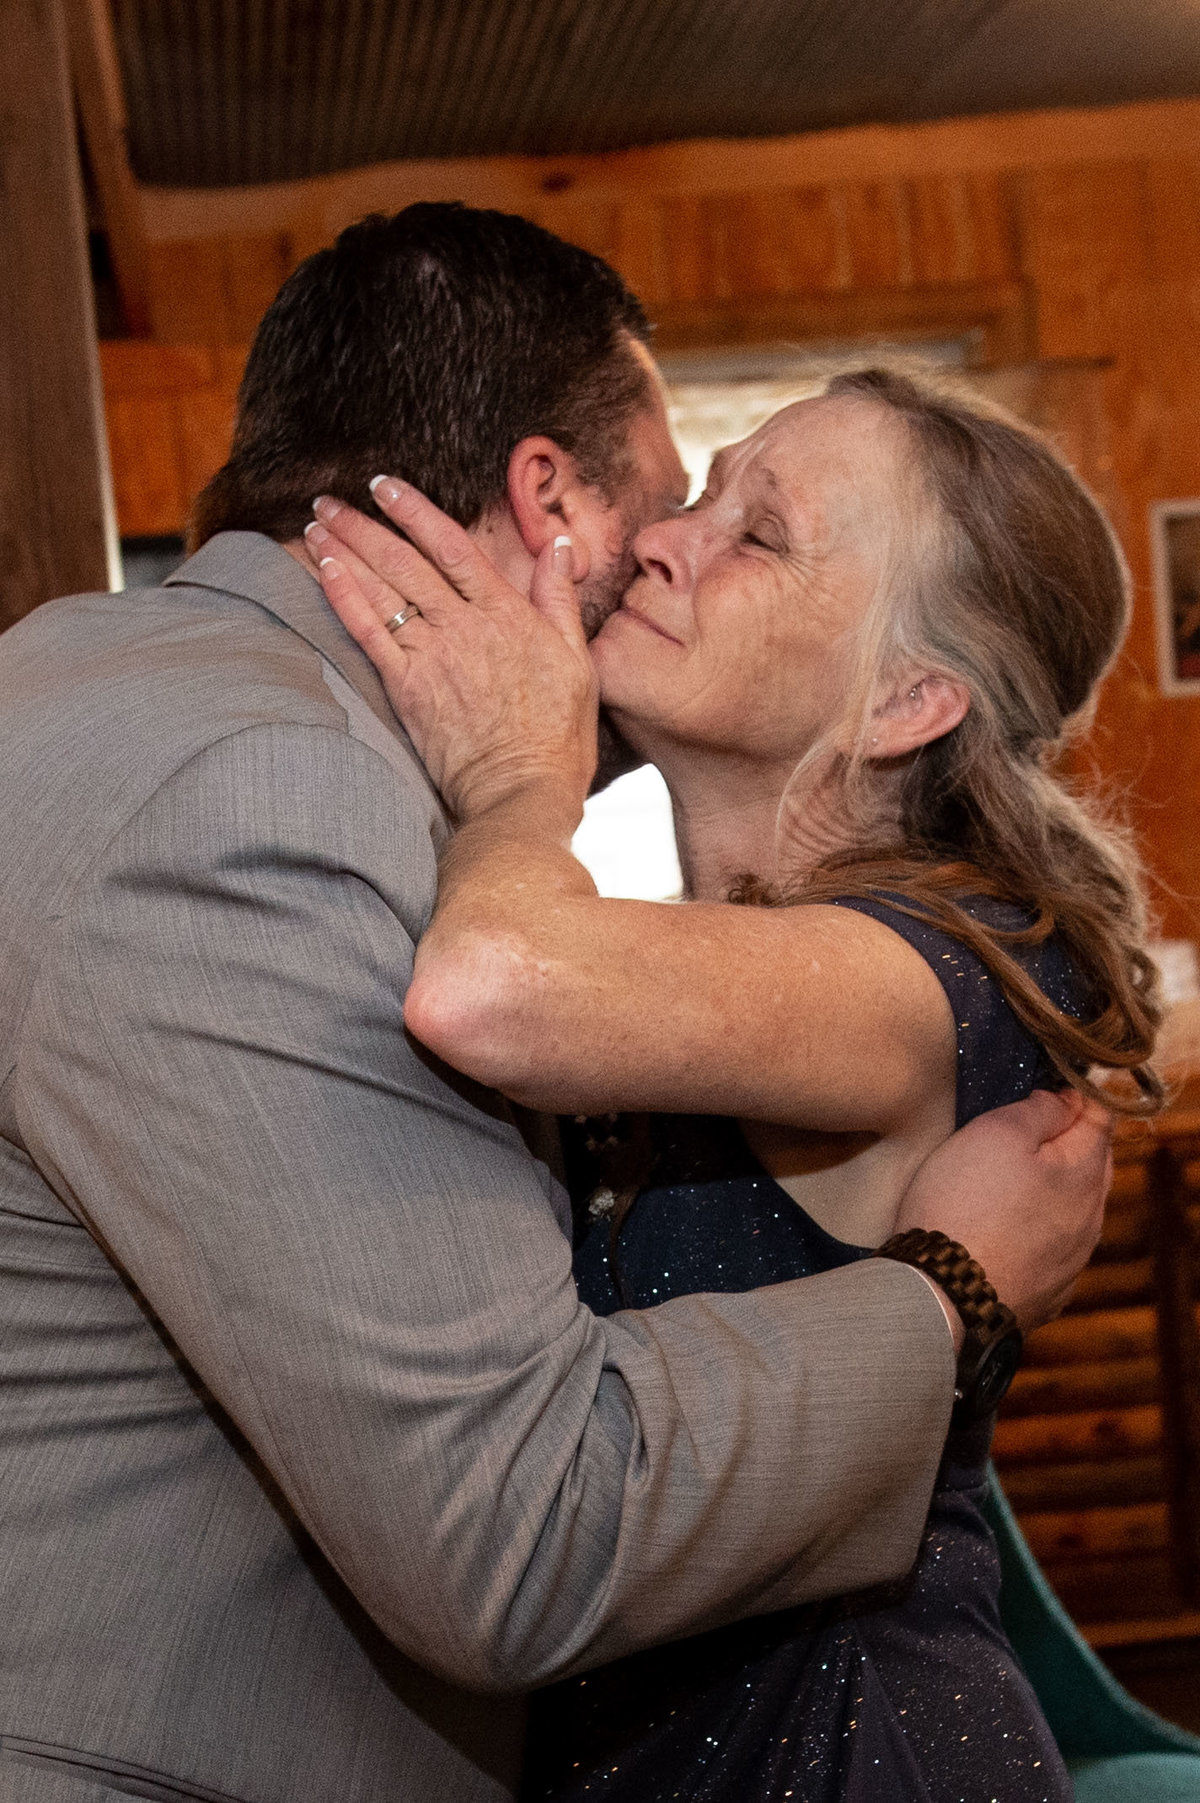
top-left (0, 533), bottom-right (954, 1803)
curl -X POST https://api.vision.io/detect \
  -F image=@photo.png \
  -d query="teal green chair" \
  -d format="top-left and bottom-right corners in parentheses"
top-left (986, 1473), bottom-right (1200, 1799)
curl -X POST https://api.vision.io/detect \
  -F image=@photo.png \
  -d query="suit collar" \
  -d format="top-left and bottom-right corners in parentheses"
top-left (166, 531), bottom-right (400, 739)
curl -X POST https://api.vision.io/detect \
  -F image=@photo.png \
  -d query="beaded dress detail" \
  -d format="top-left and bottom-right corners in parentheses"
top-left (522, 896), bottom-right (1084, 1803)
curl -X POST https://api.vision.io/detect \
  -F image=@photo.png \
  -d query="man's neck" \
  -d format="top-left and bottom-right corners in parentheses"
top-left (284, 504), bottom-right (535, 597)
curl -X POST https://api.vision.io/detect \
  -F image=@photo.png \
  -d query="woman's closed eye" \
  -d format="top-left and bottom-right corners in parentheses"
top-left (741, 515), bottom-right (789, 555)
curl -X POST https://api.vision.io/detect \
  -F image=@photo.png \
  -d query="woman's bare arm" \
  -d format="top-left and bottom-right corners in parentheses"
top-left (406, 782), bottom-right (955, 1132)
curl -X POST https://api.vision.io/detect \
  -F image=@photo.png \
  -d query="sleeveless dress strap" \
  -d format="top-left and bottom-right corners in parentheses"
top-left (829, 893), bottom-right (1080, 1128)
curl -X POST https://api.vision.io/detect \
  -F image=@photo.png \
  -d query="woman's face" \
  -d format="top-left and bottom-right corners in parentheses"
top-left (591, 394), bottom-right (904, 766)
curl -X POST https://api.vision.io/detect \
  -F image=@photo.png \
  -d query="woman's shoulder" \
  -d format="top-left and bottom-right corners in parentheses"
top-left (825, 889), bottom-right (1086, 1127)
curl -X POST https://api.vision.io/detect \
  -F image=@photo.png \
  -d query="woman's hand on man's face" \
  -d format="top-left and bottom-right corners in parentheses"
top-left (306, 479), bottom-right (599, 827)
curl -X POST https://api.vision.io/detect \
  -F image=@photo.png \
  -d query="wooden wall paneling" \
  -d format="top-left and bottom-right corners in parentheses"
top-left (691, 196), bottom-right (738, 301)
top-left (1046, 1550), bottom-right (1180, 1625)
top-left (176, 385), bottom-right (238, 513)
top-left (1021, 163), bottom-right (1151, 361)
top-left (611, 199), bottom-right (671, 308)
top-left (907, 171), bottom-right (1017, 289)
top-left (105, 391), bottom-right (187, 537)
top-left (779, 185), bottom-right (851, 293)
top-left (994, 1403), bottom-right (1163, 1466)
top-left (1008, 1358), bottom-right (1162, 1417)
top-left (100, 340), bottom-right (223, 395)
top-left (965, 171), bottom-right (1020, 284)
top-left (657, 194), bottom-right (711, 306)
top-left (692, 193), bottom-right (781, 301)
top-left (1139, 275), bottom-right (1200, 494)
top-left (1144, 158), bottom-right (1200, 283)
top-left (97, 340), bottom-right (243, 535)
top-left (910, 174), bottom-right (979, 287)
top-left (148, 238), bottom-right (231, 343)
top-left (213, 346), bottom-right (249, 391)
top-left (1098, 283), bottom-right (1171, 509)
top-left (1001, 1456), bottom-right (1166, 1512)
top-left (1081, 270), bottom-right (1200, 938)
top-left (220, 231), bottom-right (294, 342)
top-left (537, 197), bottom-right (620, 266)
top-left (841, 180), bottom-right (913, 289)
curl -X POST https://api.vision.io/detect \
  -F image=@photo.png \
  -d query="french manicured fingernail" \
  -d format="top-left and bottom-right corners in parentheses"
top-left (553, 534), bottom-right (573, 567)
top-left (304, 520), bottom-right (330, 548)
top-left (318, 555), bottom-right (343, 577)
top-left (312, 494), bottom-right (341, 519)
top-left (369, 474), bottom-right (404, 503)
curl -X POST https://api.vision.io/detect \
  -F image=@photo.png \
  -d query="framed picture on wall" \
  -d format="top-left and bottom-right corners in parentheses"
top-left (1150, 500), bottom-right (1200, 694)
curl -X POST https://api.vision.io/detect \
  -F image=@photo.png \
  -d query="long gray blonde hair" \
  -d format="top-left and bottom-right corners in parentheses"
top-left (753, 365), bottom-right (1162, 1111)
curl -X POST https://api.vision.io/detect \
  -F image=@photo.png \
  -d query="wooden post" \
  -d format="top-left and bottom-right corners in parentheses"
top-left (0, 0), bottom-right (120, 630)
top-left (64, 0), bottom-right (151, 335)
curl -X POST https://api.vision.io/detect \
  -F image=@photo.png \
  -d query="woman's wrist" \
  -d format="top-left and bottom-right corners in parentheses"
top-left (453, 766), bottom-right (588, 837)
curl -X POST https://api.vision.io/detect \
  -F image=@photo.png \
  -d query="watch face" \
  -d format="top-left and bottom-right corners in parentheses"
top-left (972, 1331), bottom-right (1023, 1414)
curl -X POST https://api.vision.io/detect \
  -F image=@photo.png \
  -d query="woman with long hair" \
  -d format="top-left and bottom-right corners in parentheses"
top-left (310, 367), bottom-right (1159, 1802)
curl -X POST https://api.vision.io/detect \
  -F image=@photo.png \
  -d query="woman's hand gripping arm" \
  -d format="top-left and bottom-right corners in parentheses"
top-left (310, 482), bottom-right (954, 1136)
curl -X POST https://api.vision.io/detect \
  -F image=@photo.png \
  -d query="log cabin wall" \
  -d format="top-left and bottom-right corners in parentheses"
top-left (106, 94), bottom-right (1200, 934)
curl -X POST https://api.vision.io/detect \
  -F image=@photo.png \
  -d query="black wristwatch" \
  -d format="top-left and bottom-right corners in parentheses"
top-left (875, 1229), bottom-right (1024, 1424)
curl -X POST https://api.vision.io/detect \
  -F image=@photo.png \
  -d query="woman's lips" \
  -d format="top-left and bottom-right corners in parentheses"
top-left (613, 603), bottom-right (682, 646)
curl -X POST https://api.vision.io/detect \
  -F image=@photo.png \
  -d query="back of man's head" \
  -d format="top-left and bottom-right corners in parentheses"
top-left (189, 203), bottom-right (652, 551)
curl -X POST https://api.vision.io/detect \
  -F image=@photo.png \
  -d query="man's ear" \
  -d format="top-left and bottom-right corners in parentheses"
top-left (506, 436), bottom-right (593, 579)
top-left (868, 672), bottom-right (970, 758)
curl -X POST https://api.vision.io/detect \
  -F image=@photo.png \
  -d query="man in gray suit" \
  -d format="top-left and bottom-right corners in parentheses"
top-left (0, 205), bottom-right (1107, 1802)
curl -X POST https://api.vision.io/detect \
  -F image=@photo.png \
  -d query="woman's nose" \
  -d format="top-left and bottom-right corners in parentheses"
top-left (632, 516), bottom-right (690, 588)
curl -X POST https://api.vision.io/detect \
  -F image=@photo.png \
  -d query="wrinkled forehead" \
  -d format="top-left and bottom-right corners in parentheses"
top-left (714, 395), bottom-right (909, 578)
top-left (733, 392), bottom-right (907, 508)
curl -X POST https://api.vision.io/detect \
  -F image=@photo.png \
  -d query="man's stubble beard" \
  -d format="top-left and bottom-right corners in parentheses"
top-left (578, 536), bottom-right (644, 795)
top-left (577, 542), bottom-right (639, 642)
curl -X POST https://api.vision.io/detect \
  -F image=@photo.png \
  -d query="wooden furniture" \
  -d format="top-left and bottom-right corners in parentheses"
top-left (992, 1080), bottom-right (1200, 1647)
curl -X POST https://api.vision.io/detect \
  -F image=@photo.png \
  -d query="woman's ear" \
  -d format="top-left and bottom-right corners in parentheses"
top-left (868, 673), bottom-right (970, 758)
top-left (506, 436), bottom-right (592, 580)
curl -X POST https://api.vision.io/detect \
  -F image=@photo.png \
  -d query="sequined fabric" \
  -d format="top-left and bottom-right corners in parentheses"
top-left (524, 897), bottom-right (1082, 1803)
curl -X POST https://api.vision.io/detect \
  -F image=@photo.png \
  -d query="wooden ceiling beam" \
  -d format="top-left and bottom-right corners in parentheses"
top-left (65, 0), bottom-right (150, 334)
top-left (140, 93), bottom-right (1200, 248)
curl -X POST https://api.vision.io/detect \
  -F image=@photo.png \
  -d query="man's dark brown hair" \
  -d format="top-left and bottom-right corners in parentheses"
top-left (188, 203), bottom-right (653, 550)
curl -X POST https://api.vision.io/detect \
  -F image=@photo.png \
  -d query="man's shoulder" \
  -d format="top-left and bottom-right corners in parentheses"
top-left (0, 536), bottom-right (446, 904)
top-left (5, 533), bottom-right (426, 781)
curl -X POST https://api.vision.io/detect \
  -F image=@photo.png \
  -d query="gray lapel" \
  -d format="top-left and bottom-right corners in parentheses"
top-left (165, 531), bottom-right (402, 741)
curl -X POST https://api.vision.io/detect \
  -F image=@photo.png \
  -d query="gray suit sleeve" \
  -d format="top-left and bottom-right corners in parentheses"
top-left (17, 723), bottom-right (955, 1692)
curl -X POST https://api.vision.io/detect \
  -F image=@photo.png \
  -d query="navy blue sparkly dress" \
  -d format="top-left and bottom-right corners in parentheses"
top-left (523, 896), bottom-right (1085, 1803)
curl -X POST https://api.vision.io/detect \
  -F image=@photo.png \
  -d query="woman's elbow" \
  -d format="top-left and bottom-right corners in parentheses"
top-left (404, 934), bottom-right (541, 1090)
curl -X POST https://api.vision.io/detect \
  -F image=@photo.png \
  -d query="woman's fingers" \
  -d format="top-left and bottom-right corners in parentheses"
top-left (313, 546), bottom-right (429, 686)
top-left (310, 498), bottom-right (465, 625)
top-left (529, 536), bottom-right (586, 650)
top-left (367, 476), bottom-right (522, 614)
top-left (304, 518), bottom-right (421, 623)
